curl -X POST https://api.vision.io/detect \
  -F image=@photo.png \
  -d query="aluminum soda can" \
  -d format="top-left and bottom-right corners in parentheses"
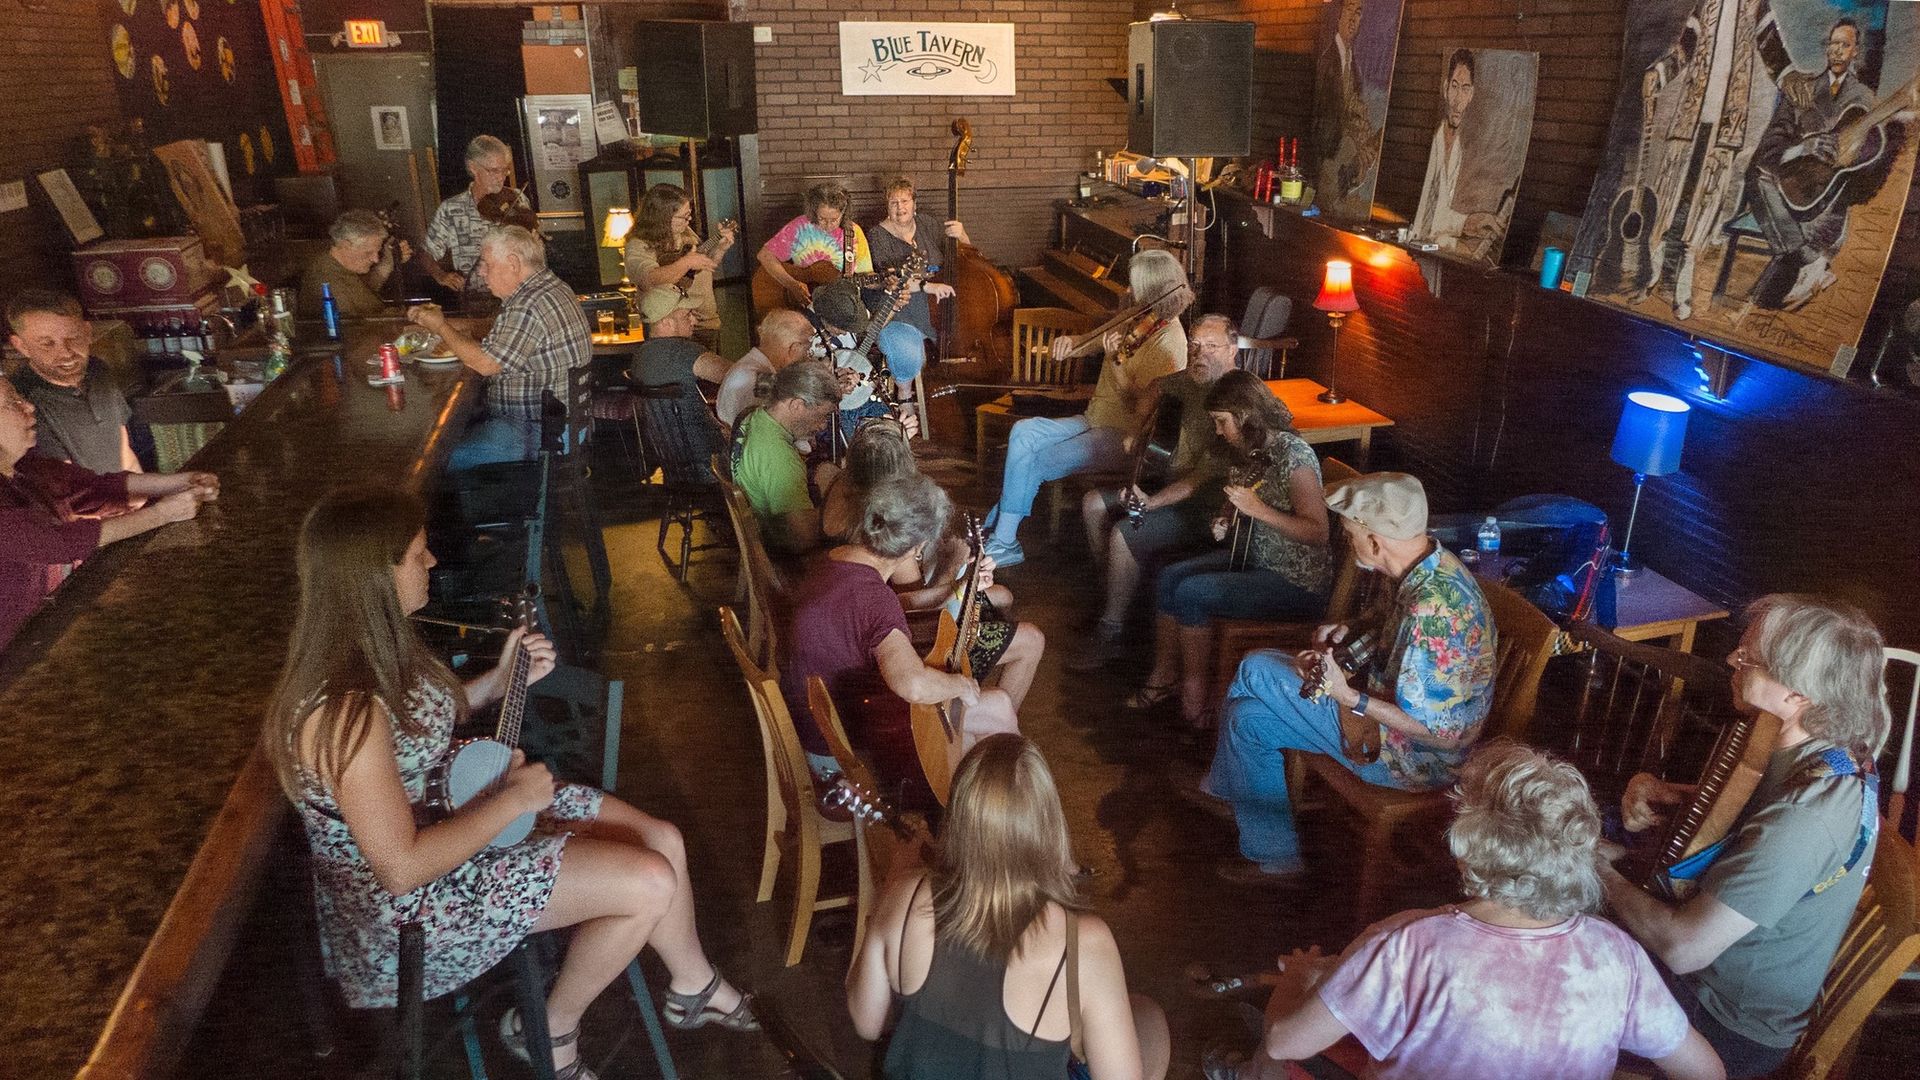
top-left (379, 344), bottom-right (400, 378)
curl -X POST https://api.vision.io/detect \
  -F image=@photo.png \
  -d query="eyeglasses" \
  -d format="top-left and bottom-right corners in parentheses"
top-left (1727, 646), bottom-right (1763, 672)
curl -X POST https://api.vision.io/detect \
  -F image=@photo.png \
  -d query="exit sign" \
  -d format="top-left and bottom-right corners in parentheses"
top-left (344, 19), bottom-right (389, 48)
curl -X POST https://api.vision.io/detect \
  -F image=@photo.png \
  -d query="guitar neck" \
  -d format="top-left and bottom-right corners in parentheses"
top-left (494, 643), bottom-right (533, 748)
top-left (1841, 74), bottom-right (1920, 155)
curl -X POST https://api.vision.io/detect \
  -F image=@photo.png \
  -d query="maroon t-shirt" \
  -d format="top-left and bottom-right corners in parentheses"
top-left (779, 557), bottom-right (913, 771)
top-left (1, 451), bottom-right (130, 652)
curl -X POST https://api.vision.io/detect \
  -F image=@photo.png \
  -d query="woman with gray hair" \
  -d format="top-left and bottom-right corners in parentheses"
top-left (1601, 594), bottom-right (1888, 1077)
top-left (778, 473), bottom-right (1022, 812)
top-left (1205, 742), bottom-right (1721, 1080)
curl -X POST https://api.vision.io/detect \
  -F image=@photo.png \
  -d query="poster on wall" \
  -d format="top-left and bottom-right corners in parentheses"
top-left (1313, 0), bottom-right (1408, 222)
top-left (1569, 0), bottom-right (1920, 375)
top-left (1395, 48), bottom-right (1540, 267)
top-left (522, 95), bottom-right (597, 215)
top-left (839, 22), bottom-right (1016, 96)
top-left (371, 107), bottom-right (410, 151)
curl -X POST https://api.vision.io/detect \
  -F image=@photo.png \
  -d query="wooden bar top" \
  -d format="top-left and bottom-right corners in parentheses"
top-left (0, 318), bottom-right (479, 1080)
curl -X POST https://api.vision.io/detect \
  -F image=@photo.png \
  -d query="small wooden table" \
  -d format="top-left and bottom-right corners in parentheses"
top-left (970, 377), bottom-right (1394, 472)
top-left (591, 328), bottom-right (645, 356)
top-left (1602, 566), bottom-right (1730, 654)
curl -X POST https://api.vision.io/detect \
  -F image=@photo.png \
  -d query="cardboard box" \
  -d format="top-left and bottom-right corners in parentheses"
top-left (74, 237), bottom-right (221, 314)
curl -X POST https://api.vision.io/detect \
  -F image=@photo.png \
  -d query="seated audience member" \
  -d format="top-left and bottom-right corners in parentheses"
top-left (265, 488), bottom-right (754, 1080)
top-left (1127, 371), bottom-right (1332, 730)
top-left (984, 249), bottom-right (1191, 568)
top-left (716, 308), bottom-right (814, 428)
top-left (425, 134), bottom-right (527, 300)
top-left (1071, 317), bottom-right (1246, 670)
top-left (300, 210), bottom-right (407, 320)
top-left (630, 286), bottom-right (730, 399)
top-left (756, 181), bottom-right (871, 308)
top-left (1204, 742), bottom-right (1723, 1080)
top-left (779, 474), bottom-right (1020, 810)
top-left (1205, 472), bottom-right (1495, 885)
top-left (729, 361), bottom-right (840, 554)
top-left (0, 378), bottom-right (217, 649)
top-left (407, 225), bottom-right (590, 469)
top-left (6, 290), bottom-right (139, 474)
top-left (849, 733), bottom-right (1170, 1080)
top-left (821, 419), bottom-right (1044, 712)
top-left (1600, 595), bottom-right (1888, 1078)
top-left (624, 183), bottom-right (735, 351)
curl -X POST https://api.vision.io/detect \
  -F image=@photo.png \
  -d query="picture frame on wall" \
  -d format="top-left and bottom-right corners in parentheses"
top-left (370, 106), bottom-right (410, 151)
top-left (521, 94), bottom-right (598, 215)
top-left (36, 169), bottom-right (104, 246)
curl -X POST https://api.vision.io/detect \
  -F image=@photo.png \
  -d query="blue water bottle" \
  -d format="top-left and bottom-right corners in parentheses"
top-left (320, 282), bottom-right (341, 341)
top-left (1476, 516), bottom-right (1502, 555)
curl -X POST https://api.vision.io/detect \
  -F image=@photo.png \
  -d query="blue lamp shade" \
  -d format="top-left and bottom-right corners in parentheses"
top-left (1610, 391), bottom-right (1691, 476)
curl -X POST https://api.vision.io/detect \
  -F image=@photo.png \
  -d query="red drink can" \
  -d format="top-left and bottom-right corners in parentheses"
top-left (379, 344), bottom-right (400, 378)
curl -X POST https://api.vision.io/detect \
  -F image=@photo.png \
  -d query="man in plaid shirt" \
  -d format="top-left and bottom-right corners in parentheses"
top-left (407, 224), bottom-right (590, 469)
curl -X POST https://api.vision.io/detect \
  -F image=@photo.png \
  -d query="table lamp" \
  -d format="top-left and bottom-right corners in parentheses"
top-left (1608, 390), bottom-right (1690, 574)
top-left (601, 207), bottom-right (637, 312)
top-left (1313, 259), bottom-right (1360, 404)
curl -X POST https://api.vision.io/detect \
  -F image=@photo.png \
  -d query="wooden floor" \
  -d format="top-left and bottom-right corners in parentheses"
top-left (177, 438), bottom-right (1917, 1079)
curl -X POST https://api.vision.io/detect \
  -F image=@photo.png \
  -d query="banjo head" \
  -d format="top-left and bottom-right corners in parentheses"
top-left (833, 349), bottom-right (875, 410)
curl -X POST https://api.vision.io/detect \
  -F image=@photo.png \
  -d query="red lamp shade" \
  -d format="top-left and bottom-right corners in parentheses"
top-left (1313, 260), bottom-right (1360, 313)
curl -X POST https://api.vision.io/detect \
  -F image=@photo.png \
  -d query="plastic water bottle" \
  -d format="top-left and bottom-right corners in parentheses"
top-left (320, 282), bottom-right (341, 341)
top-left (1477, 516), bottom-right (1502, 555)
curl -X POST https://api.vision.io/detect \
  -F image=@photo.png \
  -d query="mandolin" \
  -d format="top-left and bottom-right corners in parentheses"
top-left (907, 515), bottom-right (985, 808)
top-left (427, 588), bottom-right (542, 848)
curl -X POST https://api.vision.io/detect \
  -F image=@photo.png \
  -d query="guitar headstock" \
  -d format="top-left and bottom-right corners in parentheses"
top-left (496, 584), bottom-right (542, 635)
top-left (950, 118), bottom-right (973, 174)
top-left (826, 776), bottom-right (895, 826)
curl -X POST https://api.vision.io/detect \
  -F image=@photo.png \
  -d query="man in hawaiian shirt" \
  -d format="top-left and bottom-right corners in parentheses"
top-left (1202, 471), bottom-right (1497, 885)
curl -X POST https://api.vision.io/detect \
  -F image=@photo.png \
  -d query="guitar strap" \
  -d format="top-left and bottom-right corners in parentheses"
top-left (1660, 750), bottom-right (1878, 899)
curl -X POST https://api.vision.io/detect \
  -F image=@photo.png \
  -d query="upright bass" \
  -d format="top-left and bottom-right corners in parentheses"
top-left (928, 119), bottom-right (1017, 364)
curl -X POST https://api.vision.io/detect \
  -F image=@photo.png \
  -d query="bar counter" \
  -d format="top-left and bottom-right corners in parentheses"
top-left (0, 319), bottom-right (478, 1079)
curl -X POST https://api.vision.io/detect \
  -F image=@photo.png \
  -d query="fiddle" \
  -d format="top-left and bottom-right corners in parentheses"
top-left (1049, 282), bottom-right (1194, 361)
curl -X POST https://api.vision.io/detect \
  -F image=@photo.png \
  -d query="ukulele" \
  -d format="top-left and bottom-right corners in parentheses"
top-left (671, 218), bottom-right (738, 291)
top-left (427, 588), bottom-right (542, 847)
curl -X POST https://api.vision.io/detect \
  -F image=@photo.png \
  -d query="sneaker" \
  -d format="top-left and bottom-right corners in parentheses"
top-left (982, 536), bottom-right (1024, 569)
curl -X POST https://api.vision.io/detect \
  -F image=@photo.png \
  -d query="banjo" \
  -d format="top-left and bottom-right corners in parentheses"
top-left (831, 251), bottom-right (926, 411)
top-left (428, 588), bottom-right (542, 848)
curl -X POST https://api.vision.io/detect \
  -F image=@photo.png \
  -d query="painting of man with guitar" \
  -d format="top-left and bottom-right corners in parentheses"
top-left (1748, 17), bottom-right (1916, 311)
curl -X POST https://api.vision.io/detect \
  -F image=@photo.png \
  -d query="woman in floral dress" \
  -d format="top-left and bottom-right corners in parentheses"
top-left (264, 487), bottom-right (755, 1080)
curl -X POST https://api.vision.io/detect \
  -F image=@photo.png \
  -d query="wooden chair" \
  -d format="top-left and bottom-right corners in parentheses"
top-left (1777, 825), bottom-right (1920, 1079)
top-left (1208, 458), bottom-right (1366, 706)
top-left (1556, 620), bottom-right (1741, 808)
top-left (1282, 578), bottom-right (1561, 926)
top-left (718, 606), bottom-right (860, 967)
top-left (1882, 647), bottom-right (1919, 835)
top-left (713, 457), bottom-right (785, 674)
top-left (972, 307), bottom-right (1098, 471)
top-left (806, 677), bottom-right (900, 963)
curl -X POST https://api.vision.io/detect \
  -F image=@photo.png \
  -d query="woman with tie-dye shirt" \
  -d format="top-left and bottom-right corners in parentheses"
top-left (1202, 744), bottom-right (1723, 1080)
top-left (756, 182), bottom-right (873, 308)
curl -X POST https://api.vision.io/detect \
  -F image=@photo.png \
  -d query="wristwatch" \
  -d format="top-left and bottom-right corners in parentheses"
top-left (1349, 692), bottom-right (1370, 718)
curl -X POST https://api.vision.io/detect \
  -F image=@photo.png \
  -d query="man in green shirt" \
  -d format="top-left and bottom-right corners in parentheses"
top-left (731, 360), bottom-right (839, 554)
top-left (1601, 595), bottom-right (1888, 1077)
top-left (299, 210), bottom-right (407, 320)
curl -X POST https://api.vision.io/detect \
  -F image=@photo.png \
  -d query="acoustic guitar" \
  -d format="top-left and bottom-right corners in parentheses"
top-left (1122, 391), bottom-right (1185, 526)
top-left (809, 678), bottom-right (936, 882)
top-left (427, 588), bottom-right (541, 848)
top-left (907, 516), bottom-right (985, 808)
top-left (1603, 74), bottom-right (1662, 295)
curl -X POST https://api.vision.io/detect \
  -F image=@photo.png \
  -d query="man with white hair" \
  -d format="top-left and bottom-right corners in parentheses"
top-left (424, 134), bottom-right (528, 298)
top-left (1201, 471), bottom-right (1497, 885)
top-left (298, 210), bottom-right (407, 320)
top-left (407, 225), bottom-right (590, 469)
top-left (1600, 594), bottom-right (1888, 1078)
top-left (717, 308), bottom-right (815, 428)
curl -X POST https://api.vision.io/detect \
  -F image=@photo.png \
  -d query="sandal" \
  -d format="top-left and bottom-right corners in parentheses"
top-left (1124, 683), bottom-right (1176, 710)
top-left (499, 1007), bottom-right (598, 1080)
top-left (662, 969), bottom-right (760, 1032)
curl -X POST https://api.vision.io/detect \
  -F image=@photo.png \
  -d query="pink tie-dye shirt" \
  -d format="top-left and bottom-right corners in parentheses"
top-left (1316, 906), bottom-right (1690, 1080)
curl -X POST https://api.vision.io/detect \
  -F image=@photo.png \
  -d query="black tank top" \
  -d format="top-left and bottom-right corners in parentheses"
top-left (881, 880), bottom-right (1072, 1080)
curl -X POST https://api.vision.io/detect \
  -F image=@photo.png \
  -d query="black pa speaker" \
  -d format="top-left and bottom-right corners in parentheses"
top-left (634, 20), bottom-right (758, 139)
top-left (1127, 20), bottom-right (1253, 159)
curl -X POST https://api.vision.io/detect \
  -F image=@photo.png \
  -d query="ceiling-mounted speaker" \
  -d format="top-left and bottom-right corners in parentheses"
top-left (633, 20), bottom-right (758, 139)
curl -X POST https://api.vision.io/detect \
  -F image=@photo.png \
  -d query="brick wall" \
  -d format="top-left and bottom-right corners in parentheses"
top-left (0, 3), bottom-right (123, 299)
top-left (739, 0), bottom-right (1134, 269)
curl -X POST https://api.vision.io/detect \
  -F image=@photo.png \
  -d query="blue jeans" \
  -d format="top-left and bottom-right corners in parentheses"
top-left (447, 414), bottom-right (575, 471)
top-left (1156, 549), bottom-right (1328, 627)
top-left (1206, 650), bottom-right (1405, 869)
top-left (997, 414), bottom-right (1127, 518)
